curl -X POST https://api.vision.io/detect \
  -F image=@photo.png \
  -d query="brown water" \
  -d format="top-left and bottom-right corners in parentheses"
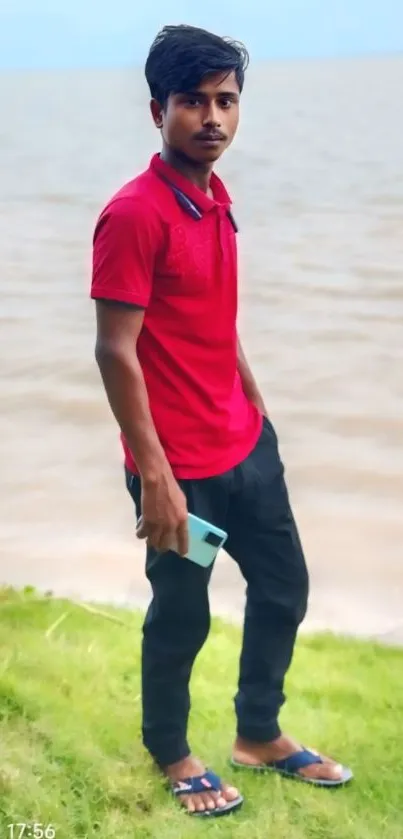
top-left (1, 57), bottom-right (403, 641)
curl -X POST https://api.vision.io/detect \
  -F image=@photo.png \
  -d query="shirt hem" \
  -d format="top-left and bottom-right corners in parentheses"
top-left (124, 415), bottom-right (263, 481)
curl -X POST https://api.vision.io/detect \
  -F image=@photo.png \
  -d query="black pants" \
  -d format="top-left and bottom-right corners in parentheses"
top-left (125, 416), bottom-right (309, 767)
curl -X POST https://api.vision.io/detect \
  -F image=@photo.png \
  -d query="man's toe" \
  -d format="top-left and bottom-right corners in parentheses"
top-left (222, 783), bottom-right (240, 801)
top-left (301, 760), bottom-right (343, 781)
top-left (329, 762), bottom-right (343, 779)
top-left (201, 793), bottom-right (216, 809)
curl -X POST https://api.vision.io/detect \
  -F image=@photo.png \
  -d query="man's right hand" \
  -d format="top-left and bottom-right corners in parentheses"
top-left (136, 467), bottom-right (189, 556)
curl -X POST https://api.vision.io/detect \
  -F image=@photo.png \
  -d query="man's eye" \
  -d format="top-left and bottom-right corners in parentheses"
top-left (219, 99), bottom-right (233, 109)
top-left (185, 98), bottom-right (201, 107)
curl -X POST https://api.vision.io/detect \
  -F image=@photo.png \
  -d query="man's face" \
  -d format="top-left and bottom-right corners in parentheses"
top-left (151, 70), bottom-right (240, 164)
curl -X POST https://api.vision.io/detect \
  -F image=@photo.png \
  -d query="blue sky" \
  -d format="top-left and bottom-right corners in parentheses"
top-left (1, 0), bottom-right (402, 69)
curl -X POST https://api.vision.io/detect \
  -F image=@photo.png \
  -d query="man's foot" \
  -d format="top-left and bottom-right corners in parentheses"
top-left (232, 734), bottom-right (345, 783)
top-left (163, 754), bottom-right (241, 814)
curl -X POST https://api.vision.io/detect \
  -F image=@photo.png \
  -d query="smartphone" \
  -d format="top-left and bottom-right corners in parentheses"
top-left (137, 513), bottom-right (228, 567)
top-left (180, 513), bottom-right (228, 567)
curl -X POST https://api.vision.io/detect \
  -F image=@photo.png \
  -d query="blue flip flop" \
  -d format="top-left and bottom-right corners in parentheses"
top-left (231, 748), bottom-right (353, 787)
top-left (171, 769), bottom-right (244, 817)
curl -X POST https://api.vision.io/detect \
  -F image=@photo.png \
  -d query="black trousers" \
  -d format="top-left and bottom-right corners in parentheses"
top-left (125, 416), bottom-right (309, 767)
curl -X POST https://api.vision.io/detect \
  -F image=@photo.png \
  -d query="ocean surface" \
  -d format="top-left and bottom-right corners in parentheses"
top-left (1, 56), bottom-right (402, 640)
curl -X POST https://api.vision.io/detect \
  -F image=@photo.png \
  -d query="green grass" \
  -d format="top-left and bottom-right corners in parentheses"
top-left (1, 585), bottom-right (402, 839)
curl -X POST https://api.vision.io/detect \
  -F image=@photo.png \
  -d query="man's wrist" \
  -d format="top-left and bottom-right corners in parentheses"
top-left (140, 451), bottom-right (173, 486)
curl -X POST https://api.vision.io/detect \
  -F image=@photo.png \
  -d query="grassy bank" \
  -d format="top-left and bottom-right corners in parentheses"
top-left (1, 585), bottom-right (402, 839)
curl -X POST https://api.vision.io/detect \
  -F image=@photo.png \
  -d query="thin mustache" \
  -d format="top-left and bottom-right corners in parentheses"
top-left (195, 131), bottom-right (226, 141)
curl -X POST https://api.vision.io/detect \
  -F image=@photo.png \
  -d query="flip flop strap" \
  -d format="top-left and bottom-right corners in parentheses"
top-left (172, 770), bottom-right (221, 796)
top-left (272, 748), bottom-right (323, 774)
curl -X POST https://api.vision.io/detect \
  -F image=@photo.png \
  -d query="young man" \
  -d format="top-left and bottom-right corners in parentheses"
top-left (91, 24), bottom-right (352, 818)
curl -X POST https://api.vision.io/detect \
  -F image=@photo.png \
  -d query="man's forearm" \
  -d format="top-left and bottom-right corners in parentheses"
top-left (237, 335), bottom-right (268, 416)
top-left (95, 344), bottom-right (169, 483)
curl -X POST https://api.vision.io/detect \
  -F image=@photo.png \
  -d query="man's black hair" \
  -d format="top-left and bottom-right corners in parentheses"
top-left (145, 24), bottom-right (249, 109)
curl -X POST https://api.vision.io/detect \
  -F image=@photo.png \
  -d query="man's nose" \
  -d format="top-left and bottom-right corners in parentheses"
top-left (202, 102), bottom-right (221, 127)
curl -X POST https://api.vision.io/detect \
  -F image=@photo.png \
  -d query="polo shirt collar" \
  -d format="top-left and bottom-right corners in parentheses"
top-left (150, 152), bottom-right (231, 212)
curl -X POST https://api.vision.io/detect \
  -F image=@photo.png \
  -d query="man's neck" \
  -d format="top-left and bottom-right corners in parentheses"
top-left (160, 146), bottom-right (213, 194)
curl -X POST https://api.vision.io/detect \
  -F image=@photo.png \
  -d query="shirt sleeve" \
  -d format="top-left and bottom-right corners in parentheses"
top-left (91, 197), bottom-right (163, 307)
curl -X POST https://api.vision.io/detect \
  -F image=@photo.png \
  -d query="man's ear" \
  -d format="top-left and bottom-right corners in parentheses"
top-left (150, 98), bottom-right (163, 129)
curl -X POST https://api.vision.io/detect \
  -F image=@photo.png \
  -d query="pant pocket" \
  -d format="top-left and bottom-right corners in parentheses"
top-left (125, 467), bottom-right (142, 519)
top-left (263, 414), bottom-right (279, 445)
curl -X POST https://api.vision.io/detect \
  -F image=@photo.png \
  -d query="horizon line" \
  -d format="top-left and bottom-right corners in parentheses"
top-left (0, 47), bottom-right (402, 74)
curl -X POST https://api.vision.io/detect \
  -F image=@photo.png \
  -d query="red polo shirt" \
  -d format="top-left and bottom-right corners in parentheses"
top-left (91, 153), bottom-right (262, 479)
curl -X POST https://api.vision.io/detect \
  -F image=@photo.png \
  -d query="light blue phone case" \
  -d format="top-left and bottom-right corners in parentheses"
top-left (136, 513), bottom-right (228, 566)
top-left (184, 513), bottom-right (228, 567)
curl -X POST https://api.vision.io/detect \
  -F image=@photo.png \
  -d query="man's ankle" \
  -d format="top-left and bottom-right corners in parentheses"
top-left (235, 730), bottom-right (282, 749)
top-left (161, 754), bottom-right (205, 781)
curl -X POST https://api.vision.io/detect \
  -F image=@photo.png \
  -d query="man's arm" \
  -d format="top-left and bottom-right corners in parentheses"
top-left (237, 334), bottom-right (268, 416)
top-left (95, 301), bottom-right (167, 481)
top-left (95, 300), bottom-right (189, 556)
